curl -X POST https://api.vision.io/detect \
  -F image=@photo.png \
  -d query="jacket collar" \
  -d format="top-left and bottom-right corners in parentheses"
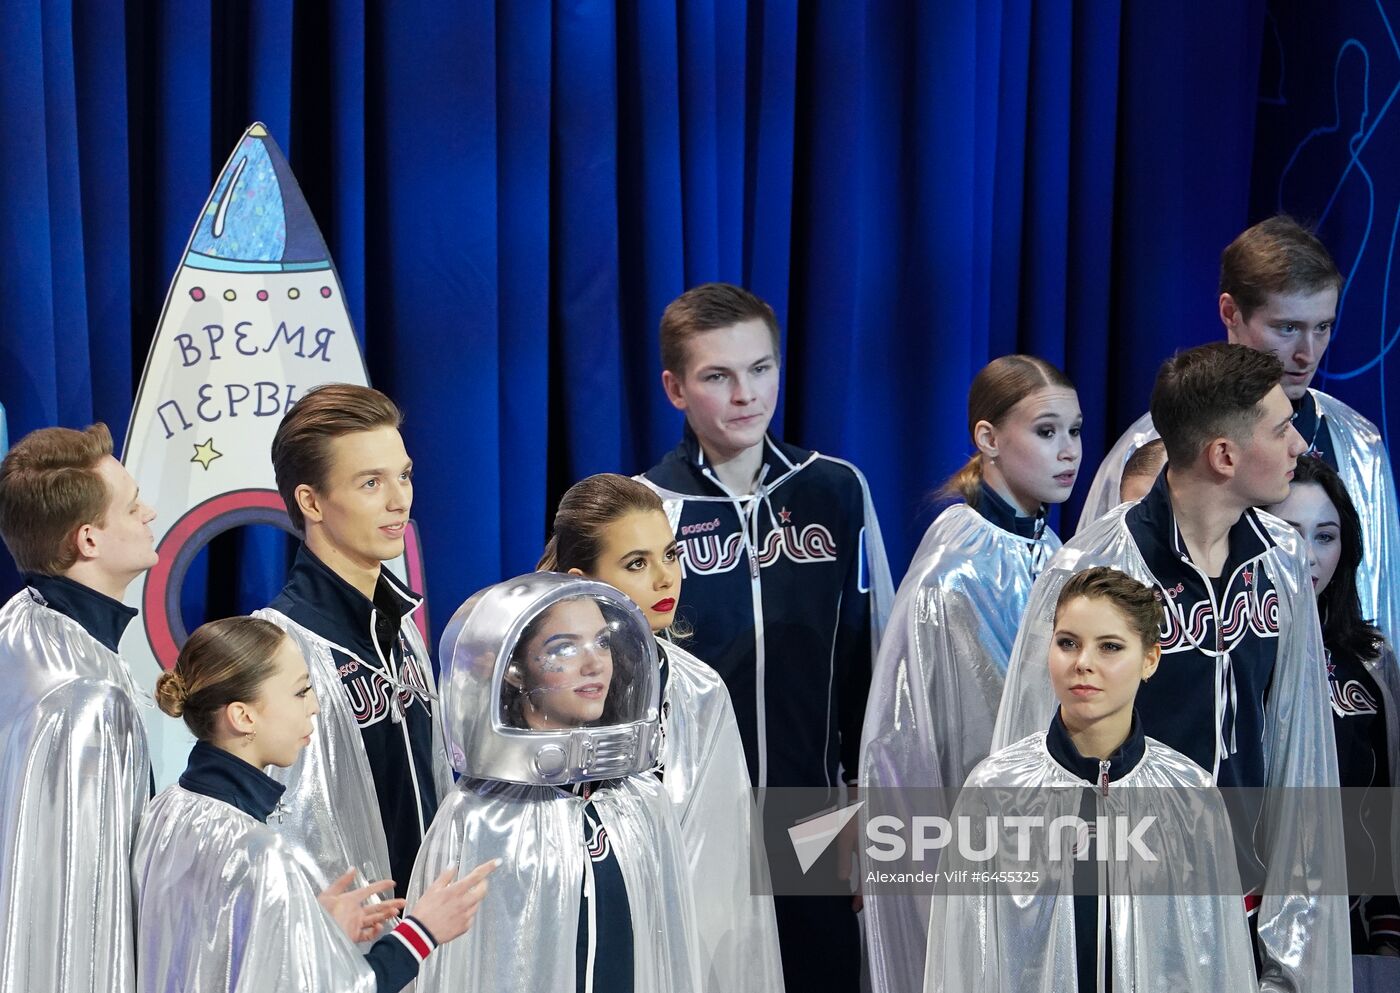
top-left (269, 544), bottom-right (422, 664)
top-left (975, 482), bottom-right (1045, 540)
top-left (678, 423), bottom-right (811, 493)
top-left (1046, 709), bottom-right (1146, 784)
top-left (1292, 389), bottom-right (1332, 460)
top-left (24, 572), bottom-right (138, 652)
top-left (178, 739), bottom-right (285, 822)
top-left (1126, 467), bottom-right (1273, 580)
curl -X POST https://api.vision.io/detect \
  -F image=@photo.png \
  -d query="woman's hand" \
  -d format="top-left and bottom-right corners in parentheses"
top-left (318, 870), bottom-right (405, 944)
top-left (404, 859), bottom-right (500, 944)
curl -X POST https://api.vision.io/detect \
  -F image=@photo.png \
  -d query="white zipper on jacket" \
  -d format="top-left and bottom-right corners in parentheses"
top-left (702, 464), bottom-right (774, 788)
top-left (1158, 549), bottom-right (1262, 781)
top-left (1095, 757), bottom-right (1110, 993)
top-left (582, 812), bottom-right (599, 993)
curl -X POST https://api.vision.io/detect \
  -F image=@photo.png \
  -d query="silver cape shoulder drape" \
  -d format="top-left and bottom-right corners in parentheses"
top-left (406, 774), bottom-right (702, 992)
top-left (992, 506), bottom-right (1352, 993)
top-left (659, 639), bottom-right (784, 993)
top-left (922, 731), bottom-right (1257, 992)
top-left (858, 504), bottom-right (1060, 993)
top-left (252, 608), bottom-right (454, 889)
top-left (1074, 410), bottom-right (1158, 533)
top-left (133, 784), bottom-right (375, 992)
top-left (1076, 391), bottom-right (1400, 649)
top-left (1316, 390), bottom-right (1400, 649)
top-left (0, 589), bottom-right (150, 993)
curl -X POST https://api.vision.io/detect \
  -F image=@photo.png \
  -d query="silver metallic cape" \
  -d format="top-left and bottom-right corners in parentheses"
top-left (253, 608), bottom-right (454, 889)
top-left (1073, 409), bottom-right (1159, 533)
top-left (1076, 391), bottom-right (1400, 648)
top-left (0, 589), bottom-right (150, 993)
top-left (992, 506), bottom-right (1352, 993)
top-left (406, 774), bottom-right (702, 992)
top-left (858, 504), bottom-right (1060, 993)
top-left (133, 785), bottom-right (375, 993)
top-left (659, 640), bottom-right (785, 993)
top-left (922, 731), bottom-right (1257, 993)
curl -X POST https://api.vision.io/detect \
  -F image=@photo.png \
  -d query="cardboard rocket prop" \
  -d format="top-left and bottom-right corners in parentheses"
top-left (120, 124), bottom-right (427, 787)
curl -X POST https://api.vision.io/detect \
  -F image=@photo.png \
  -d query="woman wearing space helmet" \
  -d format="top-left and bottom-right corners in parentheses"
top-left (408, 574), bottom-right (701, 992)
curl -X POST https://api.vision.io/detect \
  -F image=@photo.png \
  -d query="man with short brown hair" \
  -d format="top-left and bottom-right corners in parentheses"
top-left (996, 343), bottom-right (1350, 991)
top-left (0, 423), bottom-right (157, 993)
top-left (1078, 216), bottom-right (1400, 651)
top-left (258, 383), bottom-right (452, 907)
top-left (643, 282), bottom-right (893, 992)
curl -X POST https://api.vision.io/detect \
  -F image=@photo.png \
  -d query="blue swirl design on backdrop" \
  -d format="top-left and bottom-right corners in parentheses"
top-left (1261, 0), bottom-right (1400, 450)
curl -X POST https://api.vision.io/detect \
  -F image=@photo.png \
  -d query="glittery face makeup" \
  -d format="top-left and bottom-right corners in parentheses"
top-left (507, 598), bottom-right (616, 730)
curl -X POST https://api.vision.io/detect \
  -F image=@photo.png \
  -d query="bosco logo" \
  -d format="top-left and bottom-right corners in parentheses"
top-left (681, 517), bottom-right (723, 537)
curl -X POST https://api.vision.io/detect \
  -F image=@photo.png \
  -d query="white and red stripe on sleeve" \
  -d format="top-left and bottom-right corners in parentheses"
top-left (389, 916), bottom-right (437, 964)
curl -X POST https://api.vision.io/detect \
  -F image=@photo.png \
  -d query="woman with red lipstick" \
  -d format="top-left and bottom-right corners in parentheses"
top-left (539, 473), bottom-right (785, 993)
top-left (922, 567), bottom-right (1256, 993)
top-left (861, 355), bottom-right (1080, 993)
top-left (1268, 455), bottom-right (1400, 957)
top-left (133, 617), bottom-right (497, 993)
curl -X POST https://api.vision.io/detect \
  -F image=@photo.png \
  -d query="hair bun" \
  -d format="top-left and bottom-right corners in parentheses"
top-left (154, 671), bottom-right (188, 718)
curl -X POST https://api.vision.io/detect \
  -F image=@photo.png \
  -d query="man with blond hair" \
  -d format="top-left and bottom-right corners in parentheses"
top-left (0, 423), bottom-right (157, 993)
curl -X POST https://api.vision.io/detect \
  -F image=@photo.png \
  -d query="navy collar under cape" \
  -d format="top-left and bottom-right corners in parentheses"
top-left (1291, 389), bottom-right (1336, 467)
top-left (975, 482), bottom-right (1045, 540)
top-left (268, 544), bottom-right (422, 664)
top-left (1046, 709), bottom-right (1146, 784)
top-left (678, 423), bottom-right (810, 490)
top-left (24, 572), bottom-right (138, 652)
top-left (179, 739), bottom-right (286, 822)
top-left (1126, 468), bottom-right (1273, 580)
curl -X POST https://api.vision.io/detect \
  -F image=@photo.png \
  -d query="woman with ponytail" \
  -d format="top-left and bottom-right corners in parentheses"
top-left (539, 473), bottom-right (785, 993)
top-left (134, 616), bottom-right (497, 993)
top-left (860, 355), bottom-right (1082, 993)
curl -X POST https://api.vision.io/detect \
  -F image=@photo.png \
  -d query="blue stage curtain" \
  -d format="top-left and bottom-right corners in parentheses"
top-left (1250, 1), bottom-right (1400, 457)
top-left (0, 0), bottom-right (1275, 641)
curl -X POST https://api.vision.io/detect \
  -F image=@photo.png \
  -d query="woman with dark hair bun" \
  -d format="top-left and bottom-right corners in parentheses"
top-left (134, 616), bottom-right (497, 993)
top-left (861, 355), bottom-right (1081, 993)
top-left (1269, 455), bottom-right (1400, 956)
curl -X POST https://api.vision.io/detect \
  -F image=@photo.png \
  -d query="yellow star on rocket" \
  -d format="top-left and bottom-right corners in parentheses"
top-left (191, 438), bottom-right (223, 470)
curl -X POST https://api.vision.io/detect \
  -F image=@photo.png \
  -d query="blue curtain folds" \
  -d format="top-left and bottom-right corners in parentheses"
top-left (1, 1), bottom-right (1280, 644)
